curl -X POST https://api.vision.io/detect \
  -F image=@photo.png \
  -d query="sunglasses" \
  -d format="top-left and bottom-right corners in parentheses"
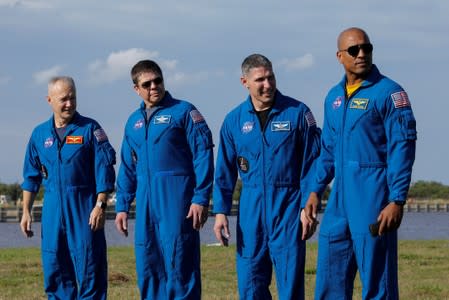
top-left (340, 43), bottom-right (373, 57)
top-left (140, 77), bottom-right (163, 89)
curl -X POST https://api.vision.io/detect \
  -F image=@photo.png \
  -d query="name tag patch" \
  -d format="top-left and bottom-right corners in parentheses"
top-left (66, 136), bottom-right (83, 144)
top-left (154, 115), bottom-right (171, 124)
top-left (350, 98), bottom-right (369, 110)
top-left (237, 156), bottom-right (249, 173)
top-left (271, 121), bottom-right (291, 131)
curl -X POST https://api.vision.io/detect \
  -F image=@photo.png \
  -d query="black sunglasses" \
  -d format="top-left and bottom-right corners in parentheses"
top-left (140, 77), bottom-right (163, 89)
top-left (340, 43), bottom-right (373, 57)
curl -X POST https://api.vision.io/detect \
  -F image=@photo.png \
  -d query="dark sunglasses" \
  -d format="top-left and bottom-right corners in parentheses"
top-left (140, 77), bottom-right (163, 89)
top-left (340, 43), bottom-right (373, 57)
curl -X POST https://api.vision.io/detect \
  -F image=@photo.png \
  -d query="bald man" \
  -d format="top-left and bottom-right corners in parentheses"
top-left (304, 28), bottom-right (417, 299)
top-left (21, 76), bottom-right (116, 299)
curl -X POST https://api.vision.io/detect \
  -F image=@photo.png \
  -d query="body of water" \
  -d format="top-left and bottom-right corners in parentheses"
top-left (1, 212), bottom-right (448, 248)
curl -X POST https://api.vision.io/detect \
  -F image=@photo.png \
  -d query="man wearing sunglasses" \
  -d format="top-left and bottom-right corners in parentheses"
top-left (115, 60), bottom-right (214, 299)
top-left (304, 28), bottom-right (417, 299)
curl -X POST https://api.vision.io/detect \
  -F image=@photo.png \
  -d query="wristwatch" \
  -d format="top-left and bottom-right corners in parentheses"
top-left (393, 200), bottom-right (406, 206)
top-left (96, 201), bottom-right (107, 210)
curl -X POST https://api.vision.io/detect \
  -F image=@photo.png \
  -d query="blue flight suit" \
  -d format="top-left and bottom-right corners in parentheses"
top-left (116, 92), bottom-right (214, 300)
top-left (312, 65), bottom-right (417, 299)
top-left (213, 91), bottom-right (321, 300)
top-left (22, 112), bottom-right (116, 300)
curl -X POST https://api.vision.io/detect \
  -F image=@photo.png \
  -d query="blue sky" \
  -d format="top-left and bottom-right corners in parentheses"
top-left (1, 1), bottom-right (448, 185)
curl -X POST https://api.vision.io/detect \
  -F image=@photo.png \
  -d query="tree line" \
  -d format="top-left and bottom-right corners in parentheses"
top-left (0, 180), bottom-right (448, 203)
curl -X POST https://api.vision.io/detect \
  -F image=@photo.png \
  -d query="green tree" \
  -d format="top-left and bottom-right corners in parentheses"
top-left (408, 180), bottom-right (449, 199)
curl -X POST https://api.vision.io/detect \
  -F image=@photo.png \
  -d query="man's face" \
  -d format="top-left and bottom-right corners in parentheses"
top-left (134, 71), bottom-right (165, 107)
top-left (47, 81), bottom-right (76, 124)
top-left (337, 29), bottom-right (373, 78)
top-left (241, 66), bottom-right (276, 109)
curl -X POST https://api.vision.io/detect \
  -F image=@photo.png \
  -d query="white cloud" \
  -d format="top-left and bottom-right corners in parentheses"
top-left (87, 48), bottom-right (160, 84)
top-left (278, 54), bottom-right (314, 71)
top-left (32, 65), bottom-right (64, 85)
top-left (0, 0), bottom-right (53, 10)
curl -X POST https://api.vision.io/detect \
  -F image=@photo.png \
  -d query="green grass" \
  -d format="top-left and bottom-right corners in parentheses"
top-left (1, 241), bottom-right (448, 299)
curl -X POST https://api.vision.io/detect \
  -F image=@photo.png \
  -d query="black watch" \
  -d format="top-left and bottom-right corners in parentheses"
top-left (393, 200), bottom-right (405, 206)
top-left (96, 201), bottom-right (107, 210)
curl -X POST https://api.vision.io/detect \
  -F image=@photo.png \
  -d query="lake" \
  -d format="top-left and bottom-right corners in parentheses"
top-left (1, 212), bottom-right (448, 248)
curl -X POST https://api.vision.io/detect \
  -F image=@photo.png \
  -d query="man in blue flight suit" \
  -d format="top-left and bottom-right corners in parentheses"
top-left (213, 54), bottom-right (321, 299)
top-left (115, 60), bottom-right (214, 299)
top-left (20, 76), bottom-right (116, 299)
top-left (304, 28), bottom-right (417, 299)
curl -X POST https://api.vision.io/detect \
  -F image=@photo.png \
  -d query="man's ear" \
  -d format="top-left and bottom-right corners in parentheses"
top-left (241, 76), bottom-right (248, 89)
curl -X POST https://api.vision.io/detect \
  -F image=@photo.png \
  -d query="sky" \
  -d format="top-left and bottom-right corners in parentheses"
top-left (0, 0), bottom-right (448, 185)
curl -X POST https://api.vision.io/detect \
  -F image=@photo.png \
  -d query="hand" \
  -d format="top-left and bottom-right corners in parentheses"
top-left (89, 206), bottom-right (106, 231)
top-left (213, 214), bottom-right (230, 246)
top-left (20, 212), bottom-right (34, 238)
top-left (301, 209), bottom-right (318, 240)
top-left (115, 212), bottom-right (129, 237)
top-left (186, 203), bottom-right (209, 231)
top-left (377, 202), bottom-right (404, 236)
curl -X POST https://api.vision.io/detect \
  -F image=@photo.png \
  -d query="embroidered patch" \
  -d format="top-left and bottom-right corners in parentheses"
top-left (134, 119), bottom-right (144, 129)
top-left (154, 115), bottom-right (171, 124)
top-left (350, 98), bottom-right (369, 110)
top-left (333, 96), bottom-right (343, 109)
top-left (391, 91), bottom-right (411, 108)
top-left (66, 136), bottom-right (83, 144)
top-left (190, 110), bottom-right (204, 123)
top-left (44, 137), bottom-right (54, 148)
top-left (271, 121), bottom-right (291, 131)
top-left (40, 165), bottom-right (48, 179)
top-left (305, 111), bottom-right (317, 127)
top-left (93, 128), bottom-right (108, 142)
top-left (237, 156), bottom-right (249, 173)
top-left (242, 121), bottom-right (254, 134)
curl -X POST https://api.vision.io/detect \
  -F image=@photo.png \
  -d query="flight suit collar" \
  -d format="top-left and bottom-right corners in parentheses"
top-left (339, 64), bottom-right (382, 90)
top-left (244, 89), bottom-right (283, 115)
top-left (139, 91), bottom-right (174, 111)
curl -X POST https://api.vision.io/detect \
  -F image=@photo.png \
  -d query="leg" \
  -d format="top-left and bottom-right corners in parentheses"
top-left (353, 231), bottom-right (399, 300)
top-left (271, 242), bottom-right (306, 300)
top-left (41, 218), bottom-right (77, 300)
top-left (315, 214), bottom-right (357, 300)
top-left (70, 230), bottom-right (108, 300)
top-left (164, 227), bottom-right (201, 300)
top-left (236, 245), bottom-right (273, 300)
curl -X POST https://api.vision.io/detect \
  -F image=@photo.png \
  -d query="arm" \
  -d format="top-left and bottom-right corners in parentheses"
top-left (21, 134), bottom-right (42, 238)
top-left (298, 108), bottom-right (322, 240)
top-left (115, 133), bottom-right (137, 236)
top-left (184, 108), bottom-right (215, 230)
top-left (378, 90), bottom-right (416, 235)
top-left (20, 190), bottom-right (36, 238)
top-left (212, 119), bottom-right (237, 244)
top-left (90, 125), bottom-right (116, 231)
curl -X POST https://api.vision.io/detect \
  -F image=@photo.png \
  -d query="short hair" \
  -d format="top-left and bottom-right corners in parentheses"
top-left (48, 76), bottom-right (76, 92)
top-left (241, 54), bottom-right (273, 76)
top-left (131, 60), bottom-right (163, 85)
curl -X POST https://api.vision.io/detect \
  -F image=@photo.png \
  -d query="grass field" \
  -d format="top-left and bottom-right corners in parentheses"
top-left (1, 240), bottom-right (448, 299)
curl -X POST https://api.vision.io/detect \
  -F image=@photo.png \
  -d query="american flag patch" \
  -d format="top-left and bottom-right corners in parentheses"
top-left (305, 111), bottom-right (316, 127)
top-left (94, 128), bottom-right (108, 142)
top-left (391, 91), bottom-right (411, 108)
top-left (190, 110), bottom-right (204, 123)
